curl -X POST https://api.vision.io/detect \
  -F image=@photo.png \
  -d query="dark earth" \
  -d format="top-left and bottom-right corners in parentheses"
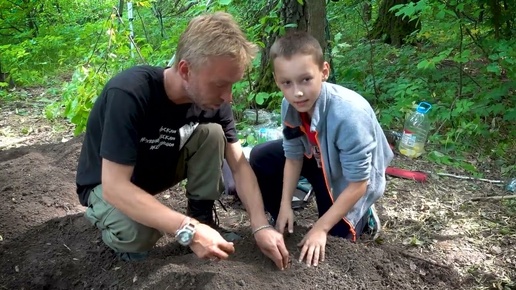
top-left (0, 136), bottom-right (483, 290)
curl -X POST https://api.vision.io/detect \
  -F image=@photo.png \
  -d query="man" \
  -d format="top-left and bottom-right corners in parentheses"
top-left (76, 12), bottom-right (289, 270)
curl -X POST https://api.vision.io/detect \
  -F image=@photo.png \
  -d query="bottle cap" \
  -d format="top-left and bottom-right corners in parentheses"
top-left (416, 102), bottom-right (432, 114)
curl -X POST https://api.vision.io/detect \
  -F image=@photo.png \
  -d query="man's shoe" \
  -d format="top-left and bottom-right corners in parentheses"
top-left (365, 204), bottom-right (382, 240)
top-left (186, 198), bottom-right (217, 227)
top-left (116, 251), bottom-right (149, 262)
top-left (186, 198), bottom-right (241, 242)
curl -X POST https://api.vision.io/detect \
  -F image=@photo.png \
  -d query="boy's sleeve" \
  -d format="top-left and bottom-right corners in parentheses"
top-left (335, 108), bottom-right (376, 182)
top-left (280, 98), bottom-right (304, 160)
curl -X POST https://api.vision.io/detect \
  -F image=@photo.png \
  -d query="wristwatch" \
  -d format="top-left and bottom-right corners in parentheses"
top-left (175, 218), bottom-right (197, 246)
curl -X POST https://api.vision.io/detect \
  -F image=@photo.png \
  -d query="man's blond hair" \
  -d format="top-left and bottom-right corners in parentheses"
top-left (175, 12), bottom-right (258, 70)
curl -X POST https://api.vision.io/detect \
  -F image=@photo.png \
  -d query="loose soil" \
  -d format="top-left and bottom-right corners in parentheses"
top-left (1, 92), bottom-right (514, 289)
top-left (0, 136), bottom-right (476, 290)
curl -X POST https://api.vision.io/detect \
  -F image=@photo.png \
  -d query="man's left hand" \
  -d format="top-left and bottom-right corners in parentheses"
top-left (254, 228), bottom-right (290, 270)
top-left (297, 228), bottom-right (327, 267)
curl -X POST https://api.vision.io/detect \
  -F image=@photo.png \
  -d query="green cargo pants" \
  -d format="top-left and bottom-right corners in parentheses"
top-left (85, 123), bottom-right (226, 253)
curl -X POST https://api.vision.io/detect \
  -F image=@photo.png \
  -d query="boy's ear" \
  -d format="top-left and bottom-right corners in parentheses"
top-left (322, 61), bottom-right (330, 81)
top-left (272, 72), bottom-right (280, 86)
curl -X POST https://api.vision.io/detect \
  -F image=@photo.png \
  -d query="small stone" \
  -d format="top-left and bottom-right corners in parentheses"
top-left (15, 265), bottom-right (19, 272)
top-left (491, 246), bottom-right (502, 255)
top-left (223, 232), bottom-right (242, 242)
top-left (237, 280), bottom-right (245, 286)
top-left (163, 194), bottom-right (170, 199)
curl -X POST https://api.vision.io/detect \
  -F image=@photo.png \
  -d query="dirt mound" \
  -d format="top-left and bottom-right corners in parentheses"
top-left (0, 138), bottom-right (473, 290)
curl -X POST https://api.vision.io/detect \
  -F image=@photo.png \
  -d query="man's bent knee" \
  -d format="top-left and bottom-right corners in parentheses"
top-left (194, 123), bottom-right (225, 145)
top-left (100, 218), bottom-right (162, 253)
top-left (85, 185), bottom-right (162, 253)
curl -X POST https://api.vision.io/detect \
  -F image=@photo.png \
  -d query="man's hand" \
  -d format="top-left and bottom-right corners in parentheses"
top-left (189, 223), bottom-right (235, 260)
top-left (254, 227), bottom-right (290, 270)
top-left (276, 204), bottom-right (295, 234)
top-left (297, 228), bottom-right (327, 267)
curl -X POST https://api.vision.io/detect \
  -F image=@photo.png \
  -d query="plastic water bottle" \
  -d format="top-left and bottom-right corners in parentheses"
top-left (506, 178), bottom-right (516, 192)
top-left (398, 102), bottom-right (432, 158)
top-left (256, 127), bottom-right (282, 144)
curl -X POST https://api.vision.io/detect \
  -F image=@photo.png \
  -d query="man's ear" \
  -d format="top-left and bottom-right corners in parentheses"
top-left (177, 60), bottom-right (190, 81)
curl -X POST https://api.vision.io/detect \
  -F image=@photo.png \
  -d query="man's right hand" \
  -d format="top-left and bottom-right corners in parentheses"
top-left (189, 223), bottom-right (235, 260)
top-left (276, 203), bottom-right (295, 234)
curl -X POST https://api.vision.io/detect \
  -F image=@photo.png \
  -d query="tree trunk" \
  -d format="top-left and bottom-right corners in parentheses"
top-left (255, 0), bottom-right (328, 95)
top-left (118, 0), bottom-right (125, 17)
top-left (502, 0), bottom-right (511, 37)
top-left (488, 0), bottom-right (502, 39)
top-left (370, 0), bottom-right (420, 46)
top-left (362, 0), bottom-right (372, 22)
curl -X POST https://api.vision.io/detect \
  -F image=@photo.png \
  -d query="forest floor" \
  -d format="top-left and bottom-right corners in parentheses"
top-left (0, 87), bottom-right (515, 290)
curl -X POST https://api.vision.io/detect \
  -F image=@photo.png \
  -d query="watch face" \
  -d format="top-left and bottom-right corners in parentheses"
top-left (178, 230), bottom-right (193, 245)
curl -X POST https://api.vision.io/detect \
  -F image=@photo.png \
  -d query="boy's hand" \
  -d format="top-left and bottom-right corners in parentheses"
top-left (297, 227), bottom-right (327, 267)
top-left (189, 223), bottom-right (235, 260)
top-left (276, 204), bottom-right (295, 234)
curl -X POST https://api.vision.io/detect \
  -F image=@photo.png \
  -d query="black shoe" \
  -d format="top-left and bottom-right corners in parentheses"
top-left (186, 199), bottom-right (216, 227)
top-left (187, 198), bottom-right (242, 242)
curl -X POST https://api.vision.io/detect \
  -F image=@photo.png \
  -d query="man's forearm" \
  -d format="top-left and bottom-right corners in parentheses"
top-left (312, 181), bottom-right (367, 233)
top-left (232, 162), bottom-right (270, 229)
top-left (103, 181), bottom-right (187, 234)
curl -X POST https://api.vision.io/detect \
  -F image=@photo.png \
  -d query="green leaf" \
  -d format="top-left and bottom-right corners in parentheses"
top-left (218, 0), bottom-right (232, 5)
top-left (255, 92), bottom-right (269, 105)
top-left (436, 10), bottom-right (446, 19)
top-left (487, 63), bottom-right (501, 75)
top-left (417, 59), bottom-right (434, 70)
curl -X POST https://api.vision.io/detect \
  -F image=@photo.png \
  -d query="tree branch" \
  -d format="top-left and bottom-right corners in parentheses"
top-left (470, 195), bottom-right (516, 201)
top-left (162, 1), bottom-right (199, 17)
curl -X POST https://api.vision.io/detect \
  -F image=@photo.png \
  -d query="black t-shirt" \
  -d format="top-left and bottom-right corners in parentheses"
top-left (76, 65), bottom-right (238, 206)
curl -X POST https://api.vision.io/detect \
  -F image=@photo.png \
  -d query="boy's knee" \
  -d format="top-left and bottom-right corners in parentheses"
top-left (249, 140), bottom-right (283, 171)
top-left (249, 142), bottom-right (266, 167)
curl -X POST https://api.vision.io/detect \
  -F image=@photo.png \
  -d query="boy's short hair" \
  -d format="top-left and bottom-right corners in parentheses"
top-left (270, 30), bottom-right (324, 68)
top-left (175, 12), bottom-right (258, 70)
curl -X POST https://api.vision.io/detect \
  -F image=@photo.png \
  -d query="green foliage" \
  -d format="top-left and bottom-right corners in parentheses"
top-left (328, 0), bottom-right (515, 175)
top-left (1, 0), bottom-right (515, 176)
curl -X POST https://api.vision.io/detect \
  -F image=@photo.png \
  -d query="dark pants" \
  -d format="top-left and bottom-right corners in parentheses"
top-left (249, 139), bottom-right (366, 240)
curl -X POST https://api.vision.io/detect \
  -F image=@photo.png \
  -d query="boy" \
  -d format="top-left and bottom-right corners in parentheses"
top-left (249, 31), bottom-right (394, 267)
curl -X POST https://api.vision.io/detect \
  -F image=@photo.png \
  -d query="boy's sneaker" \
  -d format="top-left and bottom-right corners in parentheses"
top-left (291, 177), bottom-right (314, 210)
top-left (365, 204), bottom-right (382, 240)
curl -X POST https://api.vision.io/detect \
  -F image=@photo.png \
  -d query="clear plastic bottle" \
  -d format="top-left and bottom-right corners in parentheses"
top-left (398, 102), bottom-right (432, 158)
top-left (256, 127), bottom-right (282, 144)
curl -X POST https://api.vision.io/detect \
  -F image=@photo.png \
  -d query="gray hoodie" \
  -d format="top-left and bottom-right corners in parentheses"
top-left (281, 82), bottom-right (394, 235)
